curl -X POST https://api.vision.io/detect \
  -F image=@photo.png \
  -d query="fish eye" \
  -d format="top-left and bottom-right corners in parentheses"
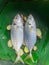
top-left (28, 22), bottom-right (31, 25)
top-left (28, 16), bottom-right (32, 20)
top-left (15, 17), bottom-right (17, 19)
top-left (13, 23), bottom-right (16, 25)
top-left (28, 23), bottom-right (31, 25)
top-left (29, 17), bottom-right (31, 20)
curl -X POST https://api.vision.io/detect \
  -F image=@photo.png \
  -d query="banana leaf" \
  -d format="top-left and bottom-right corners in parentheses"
top-left (0, 1), bottom-right (49, 65)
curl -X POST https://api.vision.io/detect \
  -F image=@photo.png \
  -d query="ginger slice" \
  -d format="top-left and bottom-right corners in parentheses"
top-left (18, 49), bottom-right (24, 56)
top-left (7, 25), bottom-right (11, 30)
top-left (23, 16), bottom-right (27, 21)
top-left (33, 46), bottom-right (37, 51)
top-left (8, 40), bottom-right (12, 48)
top-left (24, 47), bottom-right (29, 53)
top-left (36, 28), bottom-right (42, 39)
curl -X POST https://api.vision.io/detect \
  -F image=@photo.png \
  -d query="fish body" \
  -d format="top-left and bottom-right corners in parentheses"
top-left (24, 14), bottom-right (37, 53)
top-left (11, 14), bottom-right (24, 63)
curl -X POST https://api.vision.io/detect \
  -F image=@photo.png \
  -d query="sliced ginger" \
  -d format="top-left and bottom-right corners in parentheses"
top-left (23, 16), bottom-right (27, 21)
top-left (8, 40), bottom-right (12, 48)
top-left (7, 25), bottom-right (11, 30)
top-left (36, 28), bottom-right (42, 39)
top-left (24, 47), bottom-right (29, 53)
top-left (21, 14), bottom-right (27, 21)
top-left (18, 49), bottom-right (24, 56)
top-left (33, 46), bottom-right (37, 51)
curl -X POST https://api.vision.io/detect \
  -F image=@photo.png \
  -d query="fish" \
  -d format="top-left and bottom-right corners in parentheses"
top-left (24, 14), bottom-right (37, 62)
top-left (11, 14), bottom-right (24, 63)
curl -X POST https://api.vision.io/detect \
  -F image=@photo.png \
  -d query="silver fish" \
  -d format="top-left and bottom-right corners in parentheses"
top-left (11, 14), bottom-right (24, 63)
top-left (24, 14), bottom-right (37, 61)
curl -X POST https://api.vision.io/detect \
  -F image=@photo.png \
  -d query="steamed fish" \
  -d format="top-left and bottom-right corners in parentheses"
top-left (24, 14), bottom-right (37, 61)
top-left (11, 14), bottom-right (24, 63)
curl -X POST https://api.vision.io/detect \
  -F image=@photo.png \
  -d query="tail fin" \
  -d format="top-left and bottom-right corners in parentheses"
top-left (24, 52), bottom-right (34, 63)
top-left (14, 55), bottom-right (24, 64)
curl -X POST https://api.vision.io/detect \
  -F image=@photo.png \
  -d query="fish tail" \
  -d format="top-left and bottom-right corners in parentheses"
top-left (29, 52), bottom-right (34, 63)
top-left (24, 51), bottom-right (34, 63)
top-left (14, 55), bottom-right (24, 64)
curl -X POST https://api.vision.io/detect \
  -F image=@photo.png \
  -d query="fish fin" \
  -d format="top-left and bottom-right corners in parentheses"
top-left (24, 52), bottom-right (34, 63)
top-left (14, 56), bottom-right (24, 64)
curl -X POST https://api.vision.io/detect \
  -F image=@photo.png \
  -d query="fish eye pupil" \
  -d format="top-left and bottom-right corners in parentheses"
top-left (29, 17), bottom-right (31, 20)
top-left (13, 23), bottom-right (16, 25)
top-left (29, 23), bottom-right (31, 25)
top-left (28, 22), bottom-right (31, 25)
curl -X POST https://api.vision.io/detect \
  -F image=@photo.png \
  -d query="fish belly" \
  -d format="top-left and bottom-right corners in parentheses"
top-left (11, 28), bottom-right (23, 52)
top-left (25, 28), bottom-right (36, 51)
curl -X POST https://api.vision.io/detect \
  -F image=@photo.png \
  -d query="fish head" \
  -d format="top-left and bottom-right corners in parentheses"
top-left (12, 14), bottom-right (23, 29)
top-left (27, 14), bottom-right (36, 31)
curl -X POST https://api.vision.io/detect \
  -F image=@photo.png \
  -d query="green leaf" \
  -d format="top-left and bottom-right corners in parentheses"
top-left (0, 1), bottom-right (49, 65)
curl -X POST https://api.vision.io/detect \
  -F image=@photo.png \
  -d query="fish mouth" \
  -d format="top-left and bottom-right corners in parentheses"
top-left (14, 14), bottom-right (20, 19)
